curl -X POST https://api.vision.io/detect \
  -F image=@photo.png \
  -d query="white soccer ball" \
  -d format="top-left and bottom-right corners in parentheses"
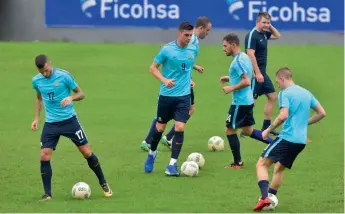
top-left (187, 152), bottom-right (205, 168)
top-left (181, 161), bottom-right (199, 177)
top-left (72, 182), bottom-right (91, 199)
top-left (208, 136), bottom-right (225, 151)
top-left (260, 193), bottom-right (279, 211)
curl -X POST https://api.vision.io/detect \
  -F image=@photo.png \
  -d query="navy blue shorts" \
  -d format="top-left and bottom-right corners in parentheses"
top-left (253, 73), bottom-right (275, 99)
top-left (226, 104), bottom-right (255, 129)
top-left (41, 116), bottom-right (88, 150)
top-left (156, 94), bottom-right (191, 124)
top-left (261, 137), bottom-right (305, 169)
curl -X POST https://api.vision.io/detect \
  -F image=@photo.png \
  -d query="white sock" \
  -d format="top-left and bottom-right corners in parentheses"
top-left (149, 150), bottom-right (157, 157)
top-left (169, 158), bottom-right (177, 165)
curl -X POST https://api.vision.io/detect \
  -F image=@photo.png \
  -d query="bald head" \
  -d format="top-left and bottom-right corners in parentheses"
top-left (276, 67), bottom-right (292, 80)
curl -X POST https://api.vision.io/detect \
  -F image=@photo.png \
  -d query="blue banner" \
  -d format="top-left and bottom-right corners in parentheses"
top-left (45, 0), bottom-right (344, 31)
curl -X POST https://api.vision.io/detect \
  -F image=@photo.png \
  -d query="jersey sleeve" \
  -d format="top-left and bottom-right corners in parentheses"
top-left (64, 72), bottom-right (78, 90)
top-left (266, 31), bottom-right (272, 40)
top-left (154, 46), bottom-right (167, 64)
top-left (278, 91), bottom-right (289, 109)
top-left (310, 93), bottom-right (320, 108)
top-left (246, 33), bottom-right (257, 50)
top-left (32, 80), bottom-right (40, 94)
top-left (235, 57), bottom-right (248, 76)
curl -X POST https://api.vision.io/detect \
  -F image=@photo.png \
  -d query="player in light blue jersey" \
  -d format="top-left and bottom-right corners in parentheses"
top-left (220, 33), bottom-right (274, 169)
top-left (144, 21), bottom-right (199, 176)
top-left (141, 17), bottom-right (212, 151)
top-left (31, 55), bottom-right (112, 201)
top-left (253, 67), bottom-right (326, 211)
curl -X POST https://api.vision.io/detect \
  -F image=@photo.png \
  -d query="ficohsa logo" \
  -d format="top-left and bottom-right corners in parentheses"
top-left (80, 0), bottom-right (179, 20)
top-left (227, 0), bottom-right (331, 23)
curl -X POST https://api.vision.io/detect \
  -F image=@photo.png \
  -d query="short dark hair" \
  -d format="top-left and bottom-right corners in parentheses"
top-left (276, 67), bottom-right (292, 79)
top-left (195, 16), bottom-right (211, 28)
top-left (35, 54), bottom-right (48, 69)
top-left (223, 33), bottom-right (240, 46)
top-left (178, 21), bottom-right (194, 32)
top-left (256, 12), bottom-right (271, 22)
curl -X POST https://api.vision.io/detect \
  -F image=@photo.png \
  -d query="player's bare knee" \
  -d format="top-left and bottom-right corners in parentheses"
top-left (267, 92), bottom-right (277, 102)
top-left (241, 126), bottom-right (253, 136)
top-left (274, 162), bottom-right (285, 174)
top-left (156, 123), bottom-right (166, 132)
top-left (40, 148), bottom-right (52, 161)
top-left (78, 145), bottom-right (92, 158)
top-left (225, 128), bottom-right (236, 135)
top-left (175, 122), bottom-right (185, 132)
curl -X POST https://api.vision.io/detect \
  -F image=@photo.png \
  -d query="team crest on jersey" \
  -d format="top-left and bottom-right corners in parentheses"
top-left (54, 81), bottom-right (59, 86)
top-left (188, 54), bottom-right (194, 59)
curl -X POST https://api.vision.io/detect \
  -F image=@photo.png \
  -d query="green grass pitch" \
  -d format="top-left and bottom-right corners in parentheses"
top-left (0, 42), bottom-right (343, 212)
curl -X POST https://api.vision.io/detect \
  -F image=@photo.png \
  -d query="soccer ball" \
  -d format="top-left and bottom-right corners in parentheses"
top-left (181, 161), bottom-right (199, 177)
top-left (260, 193), bottom-right (279, 211)
top-left (72, 182), bottom-right (91, 199)
top-left (187, 152), bottom-right (205, 168)
top-left (208, 136), bottom-right (225, 151)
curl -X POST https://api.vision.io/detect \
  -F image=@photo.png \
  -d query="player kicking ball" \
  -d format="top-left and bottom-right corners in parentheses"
top-left (31, 55), bottom-right (112, 201)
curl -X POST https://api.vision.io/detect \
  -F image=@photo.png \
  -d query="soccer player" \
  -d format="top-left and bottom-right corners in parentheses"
top-left (140, 16), bottom-right (212, 151)
top-left (220, 33), bottom-right (274, 169)
top-left (31, 55), bottom-right (112, 201)
top-left (245, 12), bottom-right (281, 135)
top-left (144, 21), bottom-right (199, 176)
top-left (253, 67), bottom-right (326, 211)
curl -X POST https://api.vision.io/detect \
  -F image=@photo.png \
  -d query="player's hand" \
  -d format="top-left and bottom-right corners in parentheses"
top-left (61, 96), bottom-right (73, 107)
top-left (164, 79), bottom-right (175, 88)
top-left (220, 76), bottom-right (229, 84)
top-left (194, 65), bottom-right (204, 74)
top-left (256, 73), bottom-right (264, 83)
top-left (222, 86), bottom-right (233, 94)
top-left (31, 119), bottom-right (39, 131)
top-left (262, 129), bottom-right (270, 140)
top-left (189, 104), bottom-right (195, 116)
top-left (191, 80), bottom-right (196, 88)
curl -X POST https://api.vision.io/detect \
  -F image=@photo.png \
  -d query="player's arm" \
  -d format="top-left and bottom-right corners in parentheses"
top-left (149, 62), bottom-right (174, 88)
top-left (268, 25), bottom-right (281, 40)
top-left (265, 107), bottom-right (289, 133)
top-left (193, 64), bottom-right (204, 74)
top-left (308, 96), bottom-right (326, 125)
top-left (34, 93), bottom-right (43, 121)
top-left (71, 86), bottom-right (85, 101)
top-left (246, 49), bottom-right (264, 83)
top-left (223, 73), bottom-right (251, 94)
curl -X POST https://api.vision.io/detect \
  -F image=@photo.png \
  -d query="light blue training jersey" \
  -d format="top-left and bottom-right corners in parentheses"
top-left (32, 68), bottom-right (78, 123)
top-left (229, 52), bottom-right (254, 105)
top-left (154, 41), bottom-right (199, 96)
top-left (278, 84), bottom-right (319, 144)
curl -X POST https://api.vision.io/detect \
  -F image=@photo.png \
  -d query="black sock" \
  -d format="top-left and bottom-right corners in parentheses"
top-left (171, 131), bottom-right (184, 160)
top-left (268, 188), bottom-right (277, 195)
top-left (87, 153), bottom-right (106, 185)
top-left (250, 129), bottom-right (273, 144)
top-left (262, 120), bottom-right (271, 130)
top-left (150, 127), bottom-right (163, 151)
top-left (258, 180), bottom-right (269, 199)
top-left (40, 160), bottom-right (52, 196)
top-left (226, 134), bottom-right (242, 164)
top-left (166, 125), bottom-right (175, 141)
top-left (144, 118), bottom-right (157, 144)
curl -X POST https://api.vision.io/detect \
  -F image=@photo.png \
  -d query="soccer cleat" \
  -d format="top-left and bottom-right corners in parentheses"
top-left (101, 183), bottom-right (113, 197)
top-left (39, 194), bottom-right (52, 201)
top-left (165, 163), bottom-right (180, 176)
top-left (253, 197), bottom-right (271, 211)
top-left (161, 136), bottom-right (172, 150)
top-left (225, 162), bottom-right (244, 169)
top-left (270, 130), bottom-right (280, 136)
top-left (144, 153), bottom-right (157, 173)
top-left (140, 141), bottom-right (151, 152)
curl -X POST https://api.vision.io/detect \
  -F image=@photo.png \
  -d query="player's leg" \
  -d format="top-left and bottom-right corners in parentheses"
top-left (225, 105), bottom-right (243, 168)
top-left (240, 105), bottom-right (274, 144)
top-left (165, 95), bottom-right (190, 176)
top-left (269, 162), bottom-right (286, 196)
top-left (144, 95), bottom-right (172, 173)
top-left (39, 122), bottom-right (60, 201)
top-left (262, 74), bottom-right (279, 135)
top-left (63, 116), bottom-right (112, 197)
top-left (140, 117), bottom-right (157, 151)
